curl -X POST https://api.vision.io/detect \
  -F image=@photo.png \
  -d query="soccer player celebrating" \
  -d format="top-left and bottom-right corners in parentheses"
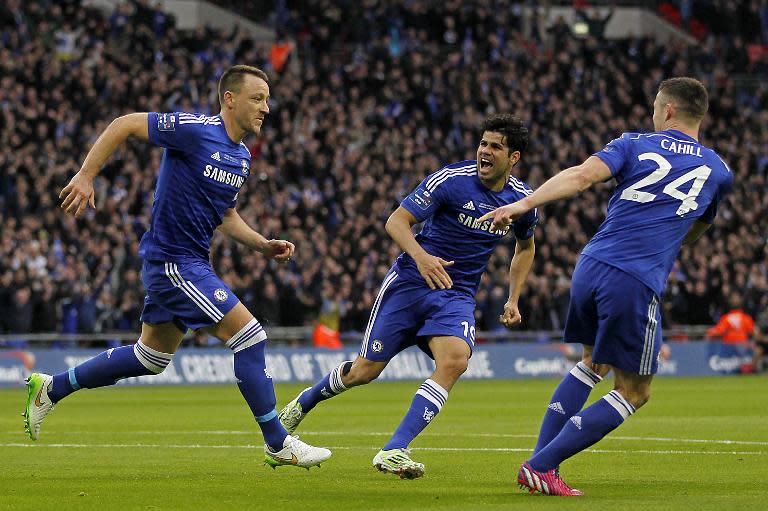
top-left (23, 65), bottom-right (331, 469)
top-left (480, 77), bottom-right (733, 496)
top-left (278, 114), bottom-right (538, 479)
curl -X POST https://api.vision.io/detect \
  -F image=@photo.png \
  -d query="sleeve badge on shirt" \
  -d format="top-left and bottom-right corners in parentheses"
top-left (157, 113), bottom-right (176, 131)
top-left (410, 188), bottom-right (432, 210)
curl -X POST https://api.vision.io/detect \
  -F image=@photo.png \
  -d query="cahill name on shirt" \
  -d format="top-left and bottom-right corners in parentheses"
top-left (660, 138), bottom-right (702, 157)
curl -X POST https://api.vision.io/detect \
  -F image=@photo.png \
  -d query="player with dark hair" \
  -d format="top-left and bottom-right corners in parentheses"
top-left (278, 114), bottom-right (538, 478)
top-left (23, 64), bottom-right (332, 469)
top-left (481, 77), bottom-right (733, 496)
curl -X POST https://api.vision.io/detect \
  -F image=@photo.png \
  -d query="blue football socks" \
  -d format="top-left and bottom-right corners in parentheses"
top-left (529, 390), bottom-right (635, 471)
top-left (383, 379), bottom-right (448, 450)
top-left (298, 360), bottom-right (353, 413)
top-left (533, 361), bottom-right (602, 454)
top-left (48, 340), bottom-right (173, 403)
top-left (228, 320), bottom-right (286, 451)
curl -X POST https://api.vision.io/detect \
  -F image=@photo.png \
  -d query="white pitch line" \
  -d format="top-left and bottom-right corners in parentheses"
top-left (4, 430), bottom-right (766, 447)
top-left (0, 443), bottom-right (763, 456)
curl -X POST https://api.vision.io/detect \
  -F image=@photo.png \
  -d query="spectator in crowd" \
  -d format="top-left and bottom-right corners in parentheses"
top-left (706, 293), bottom-right (757, 344)
top-left (0, 0), bottom-right (765, 344)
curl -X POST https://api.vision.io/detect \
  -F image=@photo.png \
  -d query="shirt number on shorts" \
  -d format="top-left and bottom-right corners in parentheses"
top-left (461, 321), bottom-right (476, 343)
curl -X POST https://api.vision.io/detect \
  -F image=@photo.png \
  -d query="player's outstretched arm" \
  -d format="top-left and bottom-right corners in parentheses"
top-left (479, 156), bottom-right (613, 230)
top-left (218, 208), bottom-right (294, 263)
top-left (385, 206), bottom-right (454, 290)
top-left (59, 113), bottom-right (149, 218)
top-left (501, 236), bottom-right (535, 328)
top-left (682, 220), bottom-right (711, 245)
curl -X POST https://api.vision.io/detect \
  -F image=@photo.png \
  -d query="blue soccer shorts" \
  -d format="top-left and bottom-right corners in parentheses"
top-left (358, 269), bottom-right (476, 362)
top-left (563, 255), bottom-right (662, 375)
top-left (140, 260), bottom-right (240, 332)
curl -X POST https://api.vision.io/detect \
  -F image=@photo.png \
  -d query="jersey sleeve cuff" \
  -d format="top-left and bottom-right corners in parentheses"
top-left (594, 153), bottom-right (621, 177)
top-left (147, 112), bottom-right (159, 145)
top-left (400, 199), bottom-right (428, 223)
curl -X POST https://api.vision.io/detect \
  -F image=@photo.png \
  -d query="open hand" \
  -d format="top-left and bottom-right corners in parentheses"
top-left (415, 253), bottom-right (454, 290)
top-left (59, 172), bottom-right (95, 218)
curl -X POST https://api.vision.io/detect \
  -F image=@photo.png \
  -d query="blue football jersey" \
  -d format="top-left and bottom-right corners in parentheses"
top-left (139, 112), bottom-right (252, 262)
top-left (397, 160), bottom-right (538, 296)
top-left (583, 129), bottom-right (733, 295)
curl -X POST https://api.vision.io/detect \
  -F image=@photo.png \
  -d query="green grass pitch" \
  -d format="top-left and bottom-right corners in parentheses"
top-left (1, 376), bottom-right (766, 510)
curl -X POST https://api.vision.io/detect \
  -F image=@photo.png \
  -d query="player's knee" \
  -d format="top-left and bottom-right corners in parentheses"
top-left (438, 355), bottom-right (469, 379)
top-left (581, 352), bottom-right (610, 377)
top-left (618, 387), bottom-right (651, 410)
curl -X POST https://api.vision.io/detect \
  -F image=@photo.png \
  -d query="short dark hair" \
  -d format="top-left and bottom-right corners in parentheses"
top-left (481, 114), bottom-right (529, 156)
top-left (658, 77), bottom-right (708, 121)
top-left (218, 65), bottom-right (269, 105)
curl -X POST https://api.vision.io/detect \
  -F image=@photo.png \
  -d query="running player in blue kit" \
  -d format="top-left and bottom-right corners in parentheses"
top-left (23, 65), bottom-right (331, 469)
top-left (278, 114), bottom-right (538, 479)
top-left (481, 78), bottom-right (733, 496)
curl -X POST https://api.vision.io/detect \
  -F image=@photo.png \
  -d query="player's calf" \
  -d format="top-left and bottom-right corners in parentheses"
top-left (533, 360), bottom-right (603, 455)
top-left (227, 319), bottom-right (288, 451)
top-left (278, 359), bottom-right (355, 433)
top-left (47, 340), bottom-right (174, 404)
top-left (341, 357), bottom-right (386, 387)
top-left (23, 340), bottom-right (173, 441)
top-left (381, 378), bottom-right (449, 452)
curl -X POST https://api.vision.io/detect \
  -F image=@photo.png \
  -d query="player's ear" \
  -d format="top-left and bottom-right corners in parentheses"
top-left (509, 150), bottom-right (521, 167)
top-left (223, 90), bottom-right (235, 109)
top-left (665, 102), bottom-right (676, 122)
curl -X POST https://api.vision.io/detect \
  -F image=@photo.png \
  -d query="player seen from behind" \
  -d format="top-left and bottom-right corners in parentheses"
top-left (481, 77), bottom-right (733, 496)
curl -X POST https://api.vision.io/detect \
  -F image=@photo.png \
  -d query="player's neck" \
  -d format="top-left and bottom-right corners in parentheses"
top-left (661, 122), bottom-right (699, 142)
top-left (479, 175), bottom-right (506, 192)
top-left (220, 111), bottom-right (245, 143)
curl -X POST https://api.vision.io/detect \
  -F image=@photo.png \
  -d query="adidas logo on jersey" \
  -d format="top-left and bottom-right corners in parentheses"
top-left (548, 401), bottom-right (566, 415)
top-left (211, 151), bottom-right (221, 161)
top-left (570, 416), bottom-right (582, 430)
top-left (462, 201), bottom-right (476, 211)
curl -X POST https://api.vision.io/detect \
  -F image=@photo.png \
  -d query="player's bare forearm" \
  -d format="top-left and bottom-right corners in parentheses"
top-left (521, 157), bottom-right (613, 211)
top-left (218, 208), bottom-right (269, 252)
top-left (385, 207), bottom-right (430, 261)
top-left (79, 113), bottom-right (149, 178)
top-left (480, 157), bottom-right (612, 229)
top-left (508, 236), bottom-right (535, 303)
top-left (60, 113), bottom-right (150, 217)
top-left (386, 206), bottom-right (454, 289)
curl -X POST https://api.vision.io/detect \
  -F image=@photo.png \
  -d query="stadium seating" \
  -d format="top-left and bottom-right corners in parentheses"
top-left (0, 0), bottom-right (765, 339)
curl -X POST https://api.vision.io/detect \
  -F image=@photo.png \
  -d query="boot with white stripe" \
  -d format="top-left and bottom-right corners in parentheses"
top-left (517, 461), bottom-right (583, 496)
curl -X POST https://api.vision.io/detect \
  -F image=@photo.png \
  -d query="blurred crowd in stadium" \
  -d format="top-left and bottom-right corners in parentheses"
top-left (0, 0), bottom-right (766, 342)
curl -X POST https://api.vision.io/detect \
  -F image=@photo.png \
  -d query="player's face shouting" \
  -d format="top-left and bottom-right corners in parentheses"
top-left (476, 131), bottom-right (519, 188)
top-left (236, 74), bottom-right (270, 135)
